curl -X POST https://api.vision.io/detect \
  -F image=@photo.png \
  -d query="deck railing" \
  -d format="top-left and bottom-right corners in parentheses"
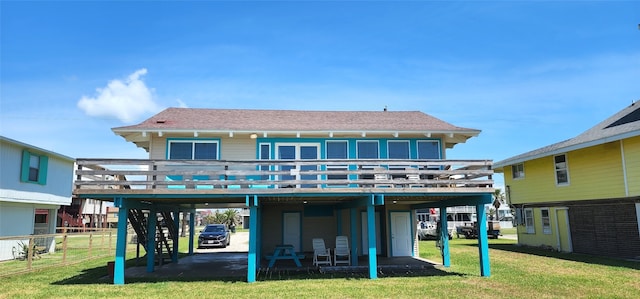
top-left (74, 159), bottom-right (493, 193)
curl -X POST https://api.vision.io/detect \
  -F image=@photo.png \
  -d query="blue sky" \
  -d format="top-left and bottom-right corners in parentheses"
top-left (1, 1), bottom-right (639, 189)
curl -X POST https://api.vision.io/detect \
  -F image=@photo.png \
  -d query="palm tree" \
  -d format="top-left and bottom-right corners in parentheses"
top-left (223, 209), bottom-right (239, 232)
top-left (492, 188), bottom-right (505, 220)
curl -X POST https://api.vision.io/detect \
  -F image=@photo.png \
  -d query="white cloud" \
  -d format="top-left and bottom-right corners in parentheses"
top-left (77, 68), bottom-right (161, 123)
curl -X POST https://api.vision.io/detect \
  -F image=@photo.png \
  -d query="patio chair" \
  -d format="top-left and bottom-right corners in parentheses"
top-left (373, 167), bottom-right (394, 188)
top-left (312, 238), bottom-right (332, 266)
top-left (333, 235), bottom-right (351, 266)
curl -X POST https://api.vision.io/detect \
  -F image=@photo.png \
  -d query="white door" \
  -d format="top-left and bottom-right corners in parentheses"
top-left (390, 212), bottom-right (412, 256)
top-left (276, 143), bottom-right (320, 188)
top-left (361, 211), bottom-right (381, 255)
top-left (283, 212), bottom-right (301, 252)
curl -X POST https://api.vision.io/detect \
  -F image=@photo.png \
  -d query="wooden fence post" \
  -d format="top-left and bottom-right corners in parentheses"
top-left (27, 237), bottom-right (34, 270)
top-left (88, 233), bottom-right (93, 258)
top-left (62, 233), bottom-right (68, 263)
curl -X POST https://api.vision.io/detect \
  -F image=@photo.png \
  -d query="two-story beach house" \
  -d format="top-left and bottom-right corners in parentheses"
top-left (494, 103), bottom-right (640, 258)
top-left (73, 108), bottom-right (495, 284)
top-left (0, 136), bottom-right (74, 260)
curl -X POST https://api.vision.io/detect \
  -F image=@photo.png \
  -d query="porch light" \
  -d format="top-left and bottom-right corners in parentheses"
top-left (250, 133), bottom-right (258, 139)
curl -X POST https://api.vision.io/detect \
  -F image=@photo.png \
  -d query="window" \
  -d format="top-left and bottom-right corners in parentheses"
top-left (35, 209), bottom-right (49, 224)
top-left (168, 140), bottom-right (218, 160)
top-left (326, 141), bottom-right (348, 159)
top-left (524, 208), bottom-right (535, 234)
top-left (357, 141), bottom-right (379, 181)
top-left (326, 141), bottom-right (348, 185)
top-left (21, 150), bottom-right (48, 185)
top-left (417, 140), bottom-right (440, 159)
top-left (388, 141), bottom-right (409, 159)
top-left (258, 143), bottom-right (271, 180)
top-left (554, 154), bottom-right (569, 185)
top-left (512, 163), bottom-right (524, 179)
top-left (356, 141), bottom-right (378, 159)
top-left (541, 208), bottom-right (551, 234)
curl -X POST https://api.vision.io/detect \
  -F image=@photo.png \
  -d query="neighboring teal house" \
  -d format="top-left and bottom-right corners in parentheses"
top-left (73, 108), bottom-right (495, 284)
top-left (494, 103), bottom-right (640, 258)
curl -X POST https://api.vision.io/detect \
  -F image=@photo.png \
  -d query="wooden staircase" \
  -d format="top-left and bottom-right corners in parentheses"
top-left (128, 209), bottom-right (177, 264)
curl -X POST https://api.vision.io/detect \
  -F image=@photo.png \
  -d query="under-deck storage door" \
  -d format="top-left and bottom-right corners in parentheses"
top-left (283, 212), bottom-right (301, 252)
top-left (390, 212), bottom-right (412, 256)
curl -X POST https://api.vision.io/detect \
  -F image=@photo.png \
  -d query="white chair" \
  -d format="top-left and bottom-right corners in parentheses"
top-left (334, 235), bottom-right (351, 266)
top-left (312, 238), bottom-right (332, 266)
top-left (373, 167), bottom-right (394, 188)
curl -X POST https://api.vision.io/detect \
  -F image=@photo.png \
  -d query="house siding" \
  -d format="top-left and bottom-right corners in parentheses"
top-left (623, 136), bottom-right (640, 196)
top-left (507, 143), bottom-right (626, 204)
top-left (220, 137), bottom-right (255, 160)
top-left (516, 207), bottom-right (558, 249)
top-left (260, 204), bottom-right (339, 254)
top-left (0, 139), bottom-right (73, 205)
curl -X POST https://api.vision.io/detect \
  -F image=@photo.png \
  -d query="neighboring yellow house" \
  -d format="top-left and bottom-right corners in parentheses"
top-left (494, 103), bottom-right (640, 258)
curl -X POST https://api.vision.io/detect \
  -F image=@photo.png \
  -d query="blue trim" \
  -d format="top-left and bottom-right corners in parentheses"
top-left (256, 137), bottom-right (443, 159)
top-left (247, 202), bottom-right (258, 283)
top-left (366, 198), bottom-right (377, 279)
top-left (256, 197), bottom-right (262, 268)
top-left (114, 197), bottom-right (128, 285)
top-left (20, 150), bottom-right (48, 185)
top-left (477, 195), bottom-right (491, 277)
top-left (439, 207), bottom-right (450, 267)
top-left (147, 209), bottom-right (157, 273)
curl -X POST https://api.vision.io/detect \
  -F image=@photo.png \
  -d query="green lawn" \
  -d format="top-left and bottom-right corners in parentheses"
top-left (1, 237), bottom-right (639, 299)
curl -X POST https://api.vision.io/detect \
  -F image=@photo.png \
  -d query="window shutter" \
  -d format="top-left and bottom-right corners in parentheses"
top-left (37, 155), bottom-right (48, 185)
top-left (20, 150), bottom-right (30, 182)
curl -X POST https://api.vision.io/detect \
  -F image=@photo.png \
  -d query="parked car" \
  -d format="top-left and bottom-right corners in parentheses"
top-left (418, 221), bottom-right (452, 240)
top-left (198, 224), bottom-right (231, 248)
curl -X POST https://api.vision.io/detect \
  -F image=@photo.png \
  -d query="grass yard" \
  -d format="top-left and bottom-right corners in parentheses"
top-left (1, 237), bottom-right (638, 299)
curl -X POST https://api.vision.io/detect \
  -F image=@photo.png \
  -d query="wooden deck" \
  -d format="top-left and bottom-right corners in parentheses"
top-left (74, 159), bottom-right (494, 200)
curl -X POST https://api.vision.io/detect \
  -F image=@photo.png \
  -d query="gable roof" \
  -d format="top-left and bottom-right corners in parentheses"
top-left (113, 108), bottom-right (481, 151)
top-left (494, 102), bottom-right (640, 169)
top-left (114, 108), bottom-right (477, 132)
top-left (0, 135), bottom-right (75, 162)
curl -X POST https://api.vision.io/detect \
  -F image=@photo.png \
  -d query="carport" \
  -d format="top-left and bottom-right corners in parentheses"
top-left (74, 158), bottom-right (494, 285)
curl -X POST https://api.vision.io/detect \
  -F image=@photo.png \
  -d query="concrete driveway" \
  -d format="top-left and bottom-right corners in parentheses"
top-left (196, 231), bottom-right (249, 253)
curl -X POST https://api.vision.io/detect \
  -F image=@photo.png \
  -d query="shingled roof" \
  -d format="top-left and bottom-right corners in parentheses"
top-left (112, 108), bottom-right (481, 151)
top-left (113, 108), bottom-right (478, 132)
top-left (494, 102), bottom-right (640, 169)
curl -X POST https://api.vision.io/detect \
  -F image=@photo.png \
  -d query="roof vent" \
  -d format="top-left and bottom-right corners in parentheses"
top-left (156, 120), bottom-right (166, 124)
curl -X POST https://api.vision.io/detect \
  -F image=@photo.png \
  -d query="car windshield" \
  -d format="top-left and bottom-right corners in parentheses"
top-left (204, 226), bottom-right (225, 233)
